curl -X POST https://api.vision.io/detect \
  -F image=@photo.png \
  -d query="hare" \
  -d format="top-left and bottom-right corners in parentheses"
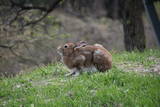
top-left (57, 42), bottom-right (86, 76)
top-left (93, 44), bottom-right (112, 72)
top-left (57, 41), bottom-right (112, 76)
top-left (75, 43), bottom-right (112, 72)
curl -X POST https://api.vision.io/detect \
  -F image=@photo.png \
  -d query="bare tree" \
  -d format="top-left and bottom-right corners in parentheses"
top-left (61, 0), bottom-right (147, 51)
top-left (105, 0), bottom-right (146, 51)
top-left (0, 0), bottom-right (62, 50)
top-left (0, 0), bottom-right (147, 52)
top-left (122, 0), bottom-right (145, 51)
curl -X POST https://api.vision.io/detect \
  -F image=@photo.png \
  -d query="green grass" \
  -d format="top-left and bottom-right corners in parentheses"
top-left (0, 49), bottom-right (160, 107)
top-left (113, 49), bottom-right (160, 67)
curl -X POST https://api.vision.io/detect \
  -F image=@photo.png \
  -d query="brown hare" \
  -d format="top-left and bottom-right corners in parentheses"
top-left (57, 41), bottom-right (112, 76)
top-left (75, 43), bottom-right (112, 72)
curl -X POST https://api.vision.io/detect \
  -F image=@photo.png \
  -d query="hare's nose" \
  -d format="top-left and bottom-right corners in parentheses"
top-left (57, 46), bottom-right (61, 50)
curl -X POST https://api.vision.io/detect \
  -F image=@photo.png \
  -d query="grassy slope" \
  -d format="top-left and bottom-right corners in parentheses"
top-left (0, 49), bottom-right (160, 107)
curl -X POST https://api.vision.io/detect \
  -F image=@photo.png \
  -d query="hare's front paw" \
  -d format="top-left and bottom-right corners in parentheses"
top-left (65, 71), bottom-right (80, 77)
top-left (72, 72), bottom-right (80, 76)
top-left (65, 68), bottom-right (80, 77)
top-left (65, 71), bottom-right (75, 77)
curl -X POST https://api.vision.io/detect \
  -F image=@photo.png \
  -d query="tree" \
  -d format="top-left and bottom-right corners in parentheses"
top-left (122, 0), bottom-right (146, 51)
top-left (0, 0), bottom-right (62, 28)
top-left (0, 0), bottom-right (147, 51)
top-left (62, 0), bottom-right (147, 51)
top-left (105, 0), bottom-right (146, 51)
top-left (0, 0), bottom-right (62, 49)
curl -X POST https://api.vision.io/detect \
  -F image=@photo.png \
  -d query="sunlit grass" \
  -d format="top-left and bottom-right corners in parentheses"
top-left (0, 49), bottom-right (160, 107)
top-left (113, 49), bottom-right (160, 67)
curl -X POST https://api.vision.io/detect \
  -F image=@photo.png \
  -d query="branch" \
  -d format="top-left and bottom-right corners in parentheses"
top-left (0, 40), bottom-right (26, 49)
top-left (0, 44), bottom-right (14, 49)
top-left (9, 0), bottom-right (63, 27)
top-left (10, 0), bottom-right (62, 12)
top-left (23, 12), bottom-right (49, 27)
top-left (10, 0), bottom-right (48, 12)
top-left (8, 9), bottom-right (23, 25)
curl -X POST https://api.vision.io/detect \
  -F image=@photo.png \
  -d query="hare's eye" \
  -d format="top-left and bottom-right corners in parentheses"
top-left (64, 45), bottom-right (68, 48)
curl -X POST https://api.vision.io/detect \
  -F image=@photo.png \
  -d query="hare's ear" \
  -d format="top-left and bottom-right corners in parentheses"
top-left (76, 41), bottom-right (88, 46)
top-left (79, 40), bottom-right (87, 44)
top-left (74, 46), bottom-right (80, 51)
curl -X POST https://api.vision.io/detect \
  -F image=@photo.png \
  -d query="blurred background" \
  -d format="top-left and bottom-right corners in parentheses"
top-left (0, 0), bottom-right (160, 76)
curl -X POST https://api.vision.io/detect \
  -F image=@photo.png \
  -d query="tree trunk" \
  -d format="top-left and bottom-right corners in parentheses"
top-left (63, 0), bottom-right (146, 51)
top-left (122, 0), bottom-right (146, 51)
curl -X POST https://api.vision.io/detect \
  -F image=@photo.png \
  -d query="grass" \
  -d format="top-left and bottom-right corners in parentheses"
top-left (113, 49), bottom-right (160, 67)
top-left (0, 49), bottom-right (160, 107)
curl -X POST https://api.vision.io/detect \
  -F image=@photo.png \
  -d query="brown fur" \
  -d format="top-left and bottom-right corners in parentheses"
top-left (57, 42), bottom-right (112, 76)
top-left (75, 44), bottom-right (112, 72)
top-left (57, 42), bottom-right (85, 69)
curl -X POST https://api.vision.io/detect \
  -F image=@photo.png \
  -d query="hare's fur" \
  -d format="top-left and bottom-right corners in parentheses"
top-left (57, 42), bottom-right (112, 76)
